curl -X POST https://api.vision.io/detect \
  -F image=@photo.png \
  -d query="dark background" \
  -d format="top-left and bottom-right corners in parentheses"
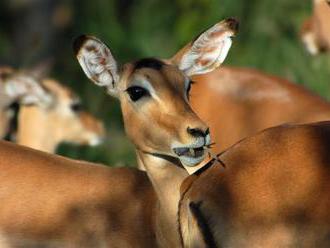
top-left (0, 0), bottom-right (329, 167)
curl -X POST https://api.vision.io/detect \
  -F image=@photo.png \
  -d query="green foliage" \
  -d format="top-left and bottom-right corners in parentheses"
top-left (1, 0), bottom-right (330, 167)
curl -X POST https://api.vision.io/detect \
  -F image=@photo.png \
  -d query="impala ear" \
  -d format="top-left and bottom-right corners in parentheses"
top-left (4, 74), bottom-right (54, 107)
top-left (73, 35), bottom-right (120, 97)
top-left (171, 18), bottom-right (239, 77)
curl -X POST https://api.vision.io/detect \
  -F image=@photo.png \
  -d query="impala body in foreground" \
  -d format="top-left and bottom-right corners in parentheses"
top-left (301, 0), bottom-right (330, 54)
top-left (0, 140), bottom-right (156, 247)
top-left (191, 66), bottom-right (330, 152)
top-left (179, 122), bottom-right (330, 247)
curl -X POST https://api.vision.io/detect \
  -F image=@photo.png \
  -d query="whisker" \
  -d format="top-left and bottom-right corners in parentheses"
top-left (205, 142), bottom-right (216, 149)
top-left (205, 150), bottom-right (226, 169)
top-left (202, 144), bottom-right (226, 168)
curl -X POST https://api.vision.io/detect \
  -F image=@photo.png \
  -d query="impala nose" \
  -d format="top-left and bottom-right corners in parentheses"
top-left (187, 127), bottom-right (209, 138)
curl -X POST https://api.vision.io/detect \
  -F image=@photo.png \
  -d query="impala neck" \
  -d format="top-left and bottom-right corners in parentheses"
top-left (136, 150), bottom-right (188, 247)
top-left (17, 133), bottom-right (56, 153)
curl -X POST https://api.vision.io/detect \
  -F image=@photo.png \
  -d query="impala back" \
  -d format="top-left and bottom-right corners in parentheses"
top-left (179, 122), bottom-right (330, 247)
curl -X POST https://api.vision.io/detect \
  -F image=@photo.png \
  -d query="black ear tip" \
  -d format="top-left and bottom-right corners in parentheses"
top-left (73, 35), bottom-right (89, 56)
top-left (225, 18), bottom-right (239, 33)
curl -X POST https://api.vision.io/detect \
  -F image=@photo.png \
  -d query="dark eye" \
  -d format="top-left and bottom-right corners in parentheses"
top-left (187, 83), bottom-right (191, 94)
top-left (126, 86), bottom-right (149, 102)
top-left (71, 102), bottom-right (83, 112)
top-left (186, 80), bottom-right (194, 99)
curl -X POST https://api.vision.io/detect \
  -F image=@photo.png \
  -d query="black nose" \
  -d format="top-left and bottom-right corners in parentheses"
top-left (187, 127), bottom-right (209, 138)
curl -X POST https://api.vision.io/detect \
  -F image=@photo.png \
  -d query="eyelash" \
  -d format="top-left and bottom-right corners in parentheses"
top-left (70, 102), bottom-right (83, 112)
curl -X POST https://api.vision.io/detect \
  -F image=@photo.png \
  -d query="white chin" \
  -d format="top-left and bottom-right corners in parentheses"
top-left (179, 155), bottom-right (206, 167)
top-left (88, 137), bottom-right (102, 146)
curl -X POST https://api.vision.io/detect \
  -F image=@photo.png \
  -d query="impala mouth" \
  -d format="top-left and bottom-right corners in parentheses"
top-left (173, 146), bottom-right (205, 158)
top-left (173, 145), bottom-right (207, 167)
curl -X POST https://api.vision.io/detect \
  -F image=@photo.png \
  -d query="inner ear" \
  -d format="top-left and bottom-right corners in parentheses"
top-left (170, 18), bottom-right (239, 77)
top-left (73, 35), bottom-right (120, 96)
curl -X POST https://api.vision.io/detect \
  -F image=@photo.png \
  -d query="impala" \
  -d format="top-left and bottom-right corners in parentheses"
top-left (301, 0), bottom-right (330, 54)
top-left (179, 121), bottom-right (330, 247)
top-left (0, 66), bottom-right (52, 138)
top-left (74, 18), bottom-right (238, 247)
top-left (0, 18), bottom-right (238, 247)
top-left (16, 78), bottom-right (105, 153)
top-left (191, 66), bottom-right (330, 152)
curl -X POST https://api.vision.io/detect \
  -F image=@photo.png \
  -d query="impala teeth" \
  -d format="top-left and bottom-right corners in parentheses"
top-left (189, 148), bottom-right (195, 157)
top-left (173, 146), bottom-right (207, 159)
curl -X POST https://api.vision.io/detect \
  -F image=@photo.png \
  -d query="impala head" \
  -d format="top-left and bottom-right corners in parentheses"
top-left (0, 66), bottom-right (53, 107)
top-left (18, 79), bottom-right (105, 152)
top-left (74, 18), bottom-right (238, 167)
top-left (44, 79), bottom-right (105, 146)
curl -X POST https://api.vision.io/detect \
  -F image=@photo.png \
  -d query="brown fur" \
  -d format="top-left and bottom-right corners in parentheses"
top-left (179, 122), bottom-right (330, 247)
top-left (191, 66), bottom-right (330, 152)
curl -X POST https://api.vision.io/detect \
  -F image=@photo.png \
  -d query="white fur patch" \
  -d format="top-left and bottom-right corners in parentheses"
top-left (302, 32), bottom-right (320, 55)
top-left (132, 76), bottom-right (161, 102)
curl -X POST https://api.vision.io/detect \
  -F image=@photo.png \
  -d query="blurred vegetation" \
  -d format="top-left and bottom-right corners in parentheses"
top-left (0, 0), bottom-right (330, 167)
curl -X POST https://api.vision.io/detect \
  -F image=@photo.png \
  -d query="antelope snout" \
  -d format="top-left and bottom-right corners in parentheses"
top-left (172, 122), bottom-right (211, 167)
top-left (187, 126), bottom-right (210, 138)
top-left (183, 116), bottom-right (210, 143)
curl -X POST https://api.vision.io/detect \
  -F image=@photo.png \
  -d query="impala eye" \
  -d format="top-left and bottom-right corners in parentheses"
top-left (71, 102), bottom-right (83, 112)
top-left (126, 86), bottom-right (150, 102)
